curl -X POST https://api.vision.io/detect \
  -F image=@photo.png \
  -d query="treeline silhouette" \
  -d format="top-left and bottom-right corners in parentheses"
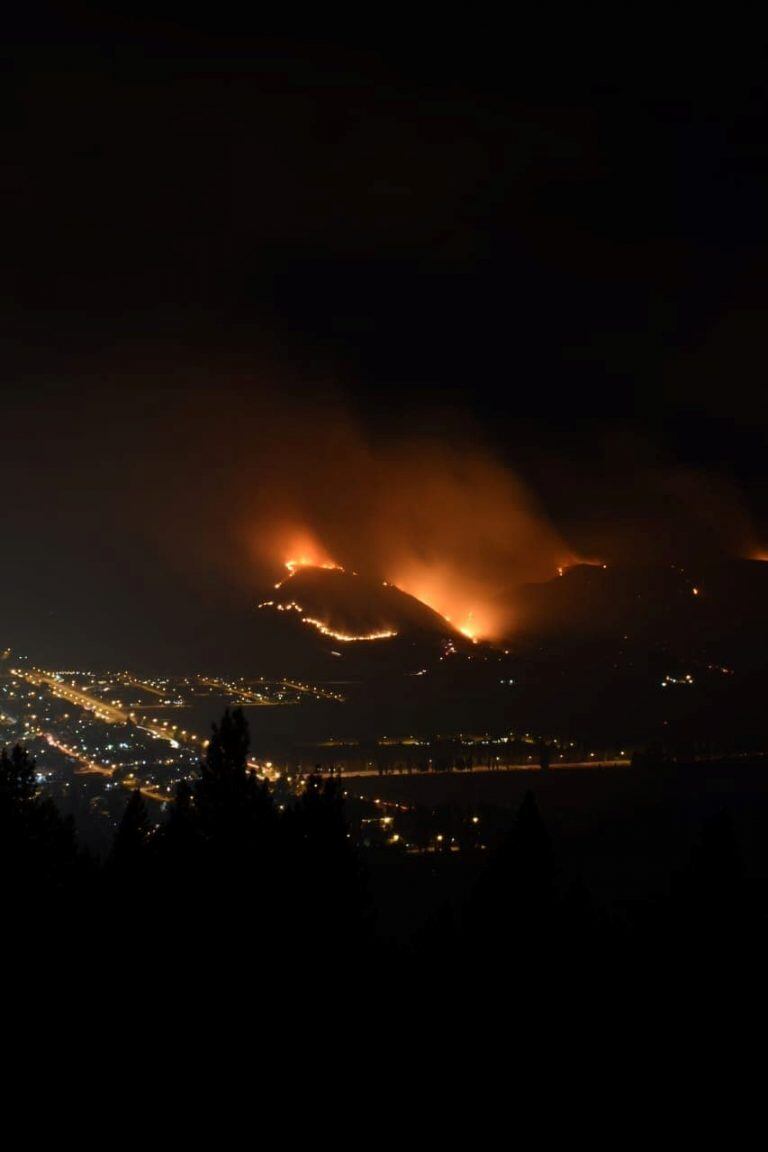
top-left (3, 712), bottom-right (768, 989)
top-left (2, 709), bottom-right (368, 972)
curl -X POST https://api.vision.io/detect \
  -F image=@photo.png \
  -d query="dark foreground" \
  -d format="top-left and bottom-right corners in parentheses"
top-left (5, 717), bottom-right (768, 1017)
top-left (352, 760), bottom-right (768, 957)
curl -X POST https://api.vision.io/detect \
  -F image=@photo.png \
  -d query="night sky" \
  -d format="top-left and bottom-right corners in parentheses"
top-left (4, 9), bottom-right (768, 663)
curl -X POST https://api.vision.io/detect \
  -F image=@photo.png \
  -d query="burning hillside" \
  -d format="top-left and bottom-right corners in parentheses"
top-left (240, 429), bottom-right (579, 643)
top-left (259, 561), bottom-right (477, 648)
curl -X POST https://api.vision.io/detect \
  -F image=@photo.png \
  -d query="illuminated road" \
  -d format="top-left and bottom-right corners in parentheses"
top-left (336, 759), bottom-right (631, 778)
top-left (42, 732), bottom-right (171, 804)
top-left (121, 675), bottom-right (167, 698)
top-left (44, 733), bottom-right (112, 776)
top-left (199, 677), bottom-right (293, 707)
top-left (13, 668), bottom-right (208, 751)
top-left (199, 675), bottom-right (344, 705)
top-left (274, 678), bottom-right (344, 703)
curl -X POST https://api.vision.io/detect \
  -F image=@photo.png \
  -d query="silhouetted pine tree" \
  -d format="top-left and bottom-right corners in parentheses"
top-left (111, 788), bottom-right (151, 871)
top-left (285, 774), bottom-right (368, 950)
top-left (153, 779), bottom-right (201, 933)
top-left (160, 779), bottom-right (196, 855)
top-left (0, 743), bottom-right (36, 801)
top-left (151, 778), bottom-right (201, 946)
top-left (464, 790), bottom-right (558, 971)
top-left (0, 743), bottom-right (85, 950)
top-left (185, 708), bottom-right (279, 957)
top-left (102, 788), bottom-right (156, 964)
top-left (194, 707), bottom-right (273, 852)
top-left (512, 791), bottom-right (556, 914)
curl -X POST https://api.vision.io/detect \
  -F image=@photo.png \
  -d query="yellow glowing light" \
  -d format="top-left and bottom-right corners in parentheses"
top-left (285, 556), bottom-right (344, 576)
top-left (275, 553), bottom-right (345, 588)
top-left (301, 616), bottom-right (397, 643)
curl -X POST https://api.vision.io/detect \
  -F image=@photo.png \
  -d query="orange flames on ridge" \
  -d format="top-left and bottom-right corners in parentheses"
top-left (263, 530), bottom-right (584, 643)
top-left (384, 559), bottom-right (500, 641)
top-left (270, 529), bottom-right (505, 640)
top-left (245, 441), bottom-right (580, 642)
top-left (271, 530), bottom-right (344, 588)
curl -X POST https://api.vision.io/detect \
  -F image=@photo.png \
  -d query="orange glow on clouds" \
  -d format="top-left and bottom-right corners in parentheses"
top-left (279, 529), bottom-right (338, 572)
top-left (269, 529), bottom-right (344, 587)
top-left (258, 522), bottom-right (585, 642)
top-left (384, 558), bottom-right (502, 641)
top-left (244, 434), bottom-right (579, 642)
top-left (266, 523), bottom-right (513, 640)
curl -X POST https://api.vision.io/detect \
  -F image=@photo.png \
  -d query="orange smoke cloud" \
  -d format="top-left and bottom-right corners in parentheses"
top-left (241, 425), bottom-right (576, 641)
top-left (262, 527), bottom-right (343, 586)
top-left (370, 448), bottom-right (577, 638)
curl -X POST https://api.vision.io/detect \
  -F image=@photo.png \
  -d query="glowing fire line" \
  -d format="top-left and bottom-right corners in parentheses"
top-left (259, 572), bottom-right (398, 642)
top-left (301, 617), bottom-right (397, 643)
top-left (275, 557), bottom-right (344, 589)
top-left (263, 555), bottom-right (495, 643)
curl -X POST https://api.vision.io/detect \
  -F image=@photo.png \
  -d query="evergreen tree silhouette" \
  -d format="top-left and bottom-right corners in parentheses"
top-left (111, 788), bottom-right (151, 871)
top-left (104, 788), bottom-right (154, 964)
top-left (464, 790), bottom-right (558, 971)
top-left (0, 743), bottom-right (36, 802)
top-left (0, 743), bottom-right (85, 952)
top-left (186, 709), bottom-right (278, 956)
top-left (513, 791), bottom-right (556, 910)
top-left (162, 779), bottom-right (196, 851)
top-left (285, 774), bottom-right (368, 950)
top-left (155, 779), bottom-right (200, 917)
top-left (194, 707), bottom-right (273, 850)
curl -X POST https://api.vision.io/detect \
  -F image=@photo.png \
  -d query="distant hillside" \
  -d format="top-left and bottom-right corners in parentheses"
top-left (240, 557), bottom-right (768, 750)
top-left (260, 566), bottom-right (477, 651)
top-left (517, 558), bottom-right (768, 663)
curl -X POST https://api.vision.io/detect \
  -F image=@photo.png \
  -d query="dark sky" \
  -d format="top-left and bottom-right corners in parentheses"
top-left (4, 8), bottom-right (768, 663)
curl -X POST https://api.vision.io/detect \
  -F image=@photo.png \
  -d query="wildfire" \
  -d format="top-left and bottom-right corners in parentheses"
top-left (302, 617), bottom-right (397, 643)
top-left (267, 549), bottom-right (500, 643)
top-left (259, 517), bottom-right (585, 643)
top-left (386, 559), bottom-right (504, 641)
top-left (259, 564), bottom-right (399, 642)
top-left (273, 533), bottom-right (345, 588)
top-left (276, 560), bottom-right (342, 588)
top-left (557, 557), bottom-right (605, 577)
top-left (284, 557), bottom-right (344, 578)
top-left (456, 611), bottom-right (479, 643)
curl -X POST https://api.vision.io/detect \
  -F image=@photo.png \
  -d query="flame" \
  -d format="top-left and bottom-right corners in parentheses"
top-left (258, 556), bottom-right (398, 641)
top-left (302, 617), bottom-right (397, 643)
top-left (263, 538), bottom-right (600, 643)
top-left (272, 530), bottom-right (344, 587)
top-left (384, 558), bottom-right (510, 641)
top-left (265, 527), bottom-right (507, 640)
top-left (285, 558), bottom-right (343, 576)
top-left (258, 599), bottom-right (397, 642)
top-left (249, 442), bottom-right (582, 642)
top-left (557, 557), bottom-right (604, 577)
top-left (278, 557), bottom-right (344, 587)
